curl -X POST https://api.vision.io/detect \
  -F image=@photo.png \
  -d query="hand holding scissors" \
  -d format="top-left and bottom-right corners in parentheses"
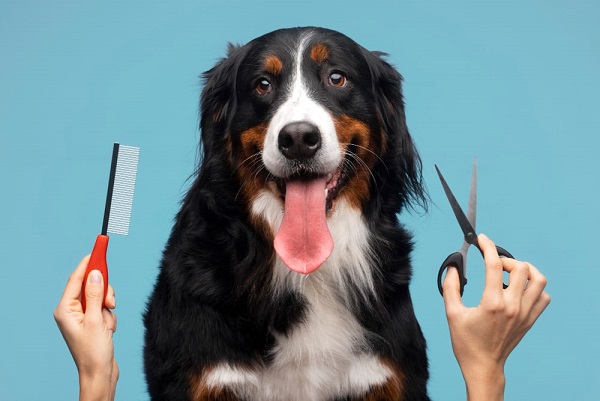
top-left (436, 160), bottom-right (514, 296)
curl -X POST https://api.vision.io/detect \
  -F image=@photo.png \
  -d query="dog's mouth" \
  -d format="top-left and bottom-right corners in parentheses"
top-left (274, 163), bottom-right (348, 213)
top-left (271, 160), bottom-right (349, 275)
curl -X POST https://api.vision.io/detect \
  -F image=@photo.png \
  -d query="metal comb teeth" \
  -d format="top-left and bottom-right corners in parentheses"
top-left (102, 143), bottom-right (140, 236)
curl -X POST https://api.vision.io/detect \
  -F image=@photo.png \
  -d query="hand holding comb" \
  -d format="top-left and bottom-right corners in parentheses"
top-left (82, 143), bottom-right (139, 312)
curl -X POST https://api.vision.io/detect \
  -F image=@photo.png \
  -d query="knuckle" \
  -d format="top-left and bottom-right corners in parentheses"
top-left (485, 298), bottom-right (505, 313)
top-left (505, 304), bottom-right (520, 319)
top-left (541, 291), bottom-right (552, 305)
top-left (517, 262), bottom-right (530, 274)
top-left (445, 306), bottom-right (458, 320)
top-left (538, 274), bottom-right (548, 288)
top-left (488, 259), bottom-right (503, 271)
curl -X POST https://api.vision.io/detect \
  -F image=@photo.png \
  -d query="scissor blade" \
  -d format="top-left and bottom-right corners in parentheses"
top-left (435, 165), bottom-right (478, 245)
top-left (467, 158), bottom-right (477, 232)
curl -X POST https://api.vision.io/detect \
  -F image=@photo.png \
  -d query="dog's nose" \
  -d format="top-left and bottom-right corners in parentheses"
top-left (278, 122), bottom-right (322, 160)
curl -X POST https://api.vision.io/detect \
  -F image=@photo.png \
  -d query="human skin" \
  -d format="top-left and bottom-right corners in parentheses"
top-left (54, 255), bottom-right (118, 401)
top-left (442, 234), bottom-right (551, 401)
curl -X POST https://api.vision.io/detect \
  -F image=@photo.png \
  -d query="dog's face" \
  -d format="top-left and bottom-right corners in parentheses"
top-left (200, 27), bottom-right (424, 273)
top-left (226, 29), bottom-right (384, 208)
top-left (233, 29), bottom-right (385, 205)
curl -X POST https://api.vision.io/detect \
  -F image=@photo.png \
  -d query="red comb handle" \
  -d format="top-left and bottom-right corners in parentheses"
top-left (81, 234), bottom-right (109, 312)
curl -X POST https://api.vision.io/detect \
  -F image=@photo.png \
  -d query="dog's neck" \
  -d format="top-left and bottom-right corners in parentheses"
top-left (250, 189), bottom-right (379, 305)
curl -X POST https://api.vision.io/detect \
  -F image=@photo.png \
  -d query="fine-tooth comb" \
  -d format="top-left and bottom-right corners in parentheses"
top-left (82, 143), bottom-right (140, 311)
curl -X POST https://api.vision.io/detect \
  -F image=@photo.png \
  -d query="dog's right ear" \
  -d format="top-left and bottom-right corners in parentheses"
top-left (199, 43), bottom-right (247, 158)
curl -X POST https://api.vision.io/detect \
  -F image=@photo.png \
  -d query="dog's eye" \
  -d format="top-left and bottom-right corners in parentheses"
top-left (328, 72), bottom-right (347, 88)
top-left (256, 79), bottom-right (273, 95)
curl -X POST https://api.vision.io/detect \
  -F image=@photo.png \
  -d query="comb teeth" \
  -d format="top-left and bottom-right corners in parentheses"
top-left (102, 143), bottom-right (140, 236)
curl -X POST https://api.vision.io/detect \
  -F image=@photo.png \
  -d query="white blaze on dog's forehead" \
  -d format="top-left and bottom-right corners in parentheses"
top-left (262, 32), bottom-right (341, 178)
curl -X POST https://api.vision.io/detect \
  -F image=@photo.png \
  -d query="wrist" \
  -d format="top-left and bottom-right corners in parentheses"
top-left (79, 371), bottom-right (116, 401)
top-left (463, 367), bottom-right (505, 401)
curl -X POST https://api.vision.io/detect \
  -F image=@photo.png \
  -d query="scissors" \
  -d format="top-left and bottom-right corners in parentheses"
top-left (436, 159), bottom-right (514, 296)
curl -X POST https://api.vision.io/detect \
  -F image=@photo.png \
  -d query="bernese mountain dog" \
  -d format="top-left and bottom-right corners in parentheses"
top-left (144, 27), bottom-right (430, 401)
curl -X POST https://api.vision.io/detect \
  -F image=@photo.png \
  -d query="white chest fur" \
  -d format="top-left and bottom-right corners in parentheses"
top-left (205, 294), bottom-right (391, 400)
top-left (201, 192), bottom-right (391, 400)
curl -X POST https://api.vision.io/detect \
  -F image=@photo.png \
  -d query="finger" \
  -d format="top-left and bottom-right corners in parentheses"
top-left (479, 234), bottom-right (504, 298)
top-left (523, 263), bottom-right (548, 306)
top-left (102, 308), bottom-right (117, 333)
top-left (105, 285), bottom-right (116, 310)
top-left (83, 270), bottom-right (106, 321)
top-left (527, 290), bottom-right (551, 325)
top-left (442, 266), bottom-right (465, 317)
top-left (504, 259), bottom-right (530, 298)
top-left (60, 255), bottom-right (91, 301)
top-left (526, 264), bottom-right (547, 298)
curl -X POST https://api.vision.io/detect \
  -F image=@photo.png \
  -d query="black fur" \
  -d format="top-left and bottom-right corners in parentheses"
top-left (144, 27), bottom-right (429, 401)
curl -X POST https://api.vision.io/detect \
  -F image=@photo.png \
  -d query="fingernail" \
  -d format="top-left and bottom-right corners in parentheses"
top-left (90, 270), bottom-right (102, 285)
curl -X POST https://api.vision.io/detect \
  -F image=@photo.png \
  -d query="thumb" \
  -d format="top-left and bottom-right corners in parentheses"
top-left (442, 266), bottom-right (464, 316)
top-left (84, 270), bottom-right (105, 316)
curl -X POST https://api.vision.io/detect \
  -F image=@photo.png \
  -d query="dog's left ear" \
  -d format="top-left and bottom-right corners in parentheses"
top-left (199, 43), bottom-right (248, 158)
top-left (362, 49), bottom-right (427, 212)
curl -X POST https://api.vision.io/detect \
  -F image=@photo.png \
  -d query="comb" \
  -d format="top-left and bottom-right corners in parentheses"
top-left (82, 143), bottom-right (140, 312)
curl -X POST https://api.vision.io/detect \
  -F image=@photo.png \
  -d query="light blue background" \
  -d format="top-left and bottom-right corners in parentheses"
top-left (1, 1), bottom-right (598, 400)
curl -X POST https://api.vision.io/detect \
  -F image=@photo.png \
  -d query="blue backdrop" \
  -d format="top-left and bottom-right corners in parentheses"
top-left (1, 1), bottom-right (598, 400)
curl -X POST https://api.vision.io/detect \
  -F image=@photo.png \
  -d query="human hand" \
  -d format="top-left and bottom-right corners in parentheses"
top-left (442, 234), bottom-right (551, 401)
top-left (54, 255), bottom-right (118, 401)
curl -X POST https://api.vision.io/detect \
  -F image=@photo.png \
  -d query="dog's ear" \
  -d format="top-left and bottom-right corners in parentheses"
top-left (199, 43), bottom-right (247, 158)
top-left (363, 50), bottom-right (428, 212)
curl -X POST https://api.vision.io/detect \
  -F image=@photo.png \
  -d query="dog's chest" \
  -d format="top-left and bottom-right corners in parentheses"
top-left (205, 282), bottom-right (391, 401)
top-left (206, 192), bottom-right (390, 400)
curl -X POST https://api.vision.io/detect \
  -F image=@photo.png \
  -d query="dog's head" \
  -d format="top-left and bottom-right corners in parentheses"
top-left (199, 27), bottom-right (426, 273)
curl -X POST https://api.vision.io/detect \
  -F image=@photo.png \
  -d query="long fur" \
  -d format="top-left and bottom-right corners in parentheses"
top-left (144, 27), bottom-right (430, 401)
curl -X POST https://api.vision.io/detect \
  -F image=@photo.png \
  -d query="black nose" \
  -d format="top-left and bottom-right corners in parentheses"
top-left (278, 122), bottom-right (322, 160)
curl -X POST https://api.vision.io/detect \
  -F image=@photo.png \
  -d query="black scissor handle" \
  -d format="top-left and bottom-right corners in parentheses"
top-left (438, 246), bottom-right (515, 297)
top-left (437, 252), bottom-right (467, 297)
top-left (495, 245), bottom-right (514, 259)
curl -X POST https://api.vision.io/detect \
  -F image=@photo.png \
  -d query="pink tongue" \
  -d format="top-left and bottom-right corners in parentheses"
top-left (274, 177), bottom-right (334, 274)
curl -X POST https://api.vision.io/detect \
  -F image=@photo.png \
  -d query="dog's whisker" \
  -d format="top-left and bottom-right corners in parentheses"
top-left (231, 151), bottom-right (267, 202)
top-left (343, 149), bottom-right (380, 193)
top-left (234, 158), bottom-right (270, 203)
top-left (232, 152), bottom-right (263, 175)
top-left (341, 142), bottom-right (389, 177)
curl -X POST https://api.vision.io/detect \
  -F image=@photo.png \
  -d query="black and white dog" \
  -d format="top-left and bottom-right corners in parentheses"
top-left (144, 27), bottom-right (430, 401)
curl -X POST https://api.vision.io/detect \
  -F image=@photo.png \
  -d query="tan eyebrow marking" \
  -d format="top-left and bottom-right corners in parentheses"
top-left (264, 55), bottom-right (283, 75)
top-left (310, 43), bottom-right (330, 63)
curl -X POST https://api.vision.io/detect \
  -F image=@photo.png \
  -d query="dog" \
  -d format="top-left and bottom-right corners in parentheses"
top-left (144, 27), bottom-right (430, 401)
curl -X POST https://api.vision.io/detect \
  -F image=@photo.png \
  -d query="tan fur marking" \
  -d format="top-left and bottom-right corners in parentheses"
top-left (264, 55), bottom-right (283, 76)
top-left (310, 43), bottom-right (330, 63)
top-left (350, 359), bottom-right (405, 401)
top-left (334, 115), bottom-right (382, 209)
top-left (189, 370), bottom-right (242, 401)
top-left (232, 123), bottom-right (272, 206)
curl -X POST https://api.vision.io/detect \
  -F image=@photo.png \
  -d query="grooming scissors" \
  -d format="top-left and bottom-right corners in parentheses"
top-left (436, 160), bottom-right (514, 296)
